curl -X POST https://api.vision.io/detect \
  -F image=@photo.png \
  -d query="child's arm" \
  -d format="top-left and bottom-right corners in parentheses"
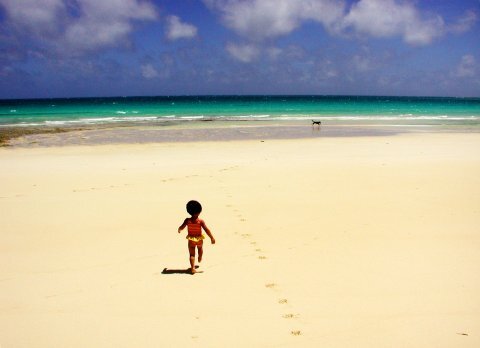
top-left (178, 218), bottom-right (188, 233)
top-left (201, 220), bottom-right (215, 244)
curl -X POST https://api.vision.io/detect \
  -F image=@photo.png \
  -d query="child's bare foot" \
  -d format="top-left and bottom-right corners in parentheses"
top-left (191, 267), bottom-right (196, 274)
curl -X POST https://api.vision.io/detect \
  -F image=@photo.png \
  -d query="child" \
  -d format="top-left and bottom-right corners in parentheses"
top-left (178, 200), bottom-right (215, 274)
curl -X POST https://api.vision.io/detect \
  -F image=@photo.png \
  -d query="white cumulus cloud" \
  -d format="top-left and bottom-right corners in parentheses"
top-left (0, 0), bottom-right (158, 53)
top-left (204, 0), bottom-right (345, 41)
top-left (205, 0), bottom-right (475, 51)
top-left (0, 0), bottom-right (66, 35)
top-left (64, 0), bottom-right (157, 51)
top-left (165, 15), bottom-right (198, 40)
top-left (342, 0), bottom-right (444, 45)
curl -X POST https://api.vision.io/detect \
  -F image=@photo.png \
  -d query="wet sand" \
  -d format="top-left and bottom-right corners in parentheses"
top-left (3, 121), bottom-right (479, 147)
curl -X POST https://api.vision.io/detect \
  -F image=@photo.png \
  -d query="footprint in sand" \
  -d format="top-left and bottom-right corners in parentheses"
top-left (268, 288), bottom-right (303, 336)
top-left (283, 313), bottom-right (299, 319)
top-left (258, 256), bottom-right (267, 260)
top-left (45, 289), bottom-right (83, 298)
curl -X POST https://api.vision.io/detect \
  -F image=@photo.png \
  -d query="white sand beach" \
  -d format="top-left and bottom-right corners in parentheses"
top-left (1, 131), bottom-right (480, 347)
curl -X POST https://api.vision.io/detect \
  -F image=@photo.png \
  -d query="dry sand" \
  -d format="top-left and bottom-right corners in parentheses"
top-left (1, 132), bottom-right (479, 347)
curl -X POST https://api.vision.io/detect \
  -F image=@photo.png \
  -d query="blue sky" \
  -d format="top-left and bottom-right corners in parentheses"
top-left (0, 0), bottom-right (479, 99)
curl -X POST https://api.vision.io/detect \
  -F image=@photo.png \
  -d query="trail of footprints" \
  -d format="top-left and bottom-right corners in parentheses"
top-left (6, 166), bottom-right (232, 199)
top-left (72, 163), bottom-right (231, 194)
top-left (71, 171), bottom-right (205, 194)
top-left (221, 181), bottom-right (303, 338)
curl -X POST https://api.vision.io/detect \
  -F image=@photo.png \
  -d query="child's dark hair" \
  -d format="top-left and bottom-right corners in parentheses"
top-left (186, 200), bottom-right (202, 215)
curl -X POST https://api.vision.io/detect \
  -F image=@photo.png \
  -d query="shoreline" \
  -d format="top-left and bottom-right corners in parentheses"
top-left (2, 120), bottom-right (480, 148)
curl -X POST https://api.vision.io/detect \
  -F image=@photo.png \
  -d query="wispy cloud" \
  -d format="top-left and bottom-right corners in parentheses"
top-left (226, 42), bottom-right (260, 63)
top-left (448, 10), bottom-right (477, 34)
top-left (454, 54), bottom-right (476, 78)
top-left (141, 63), bottom-right (159, 79)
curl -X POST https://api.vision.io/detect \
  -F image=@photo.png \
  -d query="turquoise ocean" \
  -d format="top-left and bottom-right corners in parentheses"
top-left (1, 96), bottom-right (479, 127)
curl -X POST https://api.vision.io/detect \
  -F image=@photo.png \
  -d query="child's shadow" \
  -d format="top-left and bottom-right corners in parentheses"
top-left (162, 266), bottom-right (201, 275)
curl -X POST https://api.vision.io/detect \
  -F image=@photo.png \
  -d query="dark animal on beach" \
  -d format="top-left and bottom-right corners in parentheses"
top-left (311, 120), bottom-right (322, 126)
